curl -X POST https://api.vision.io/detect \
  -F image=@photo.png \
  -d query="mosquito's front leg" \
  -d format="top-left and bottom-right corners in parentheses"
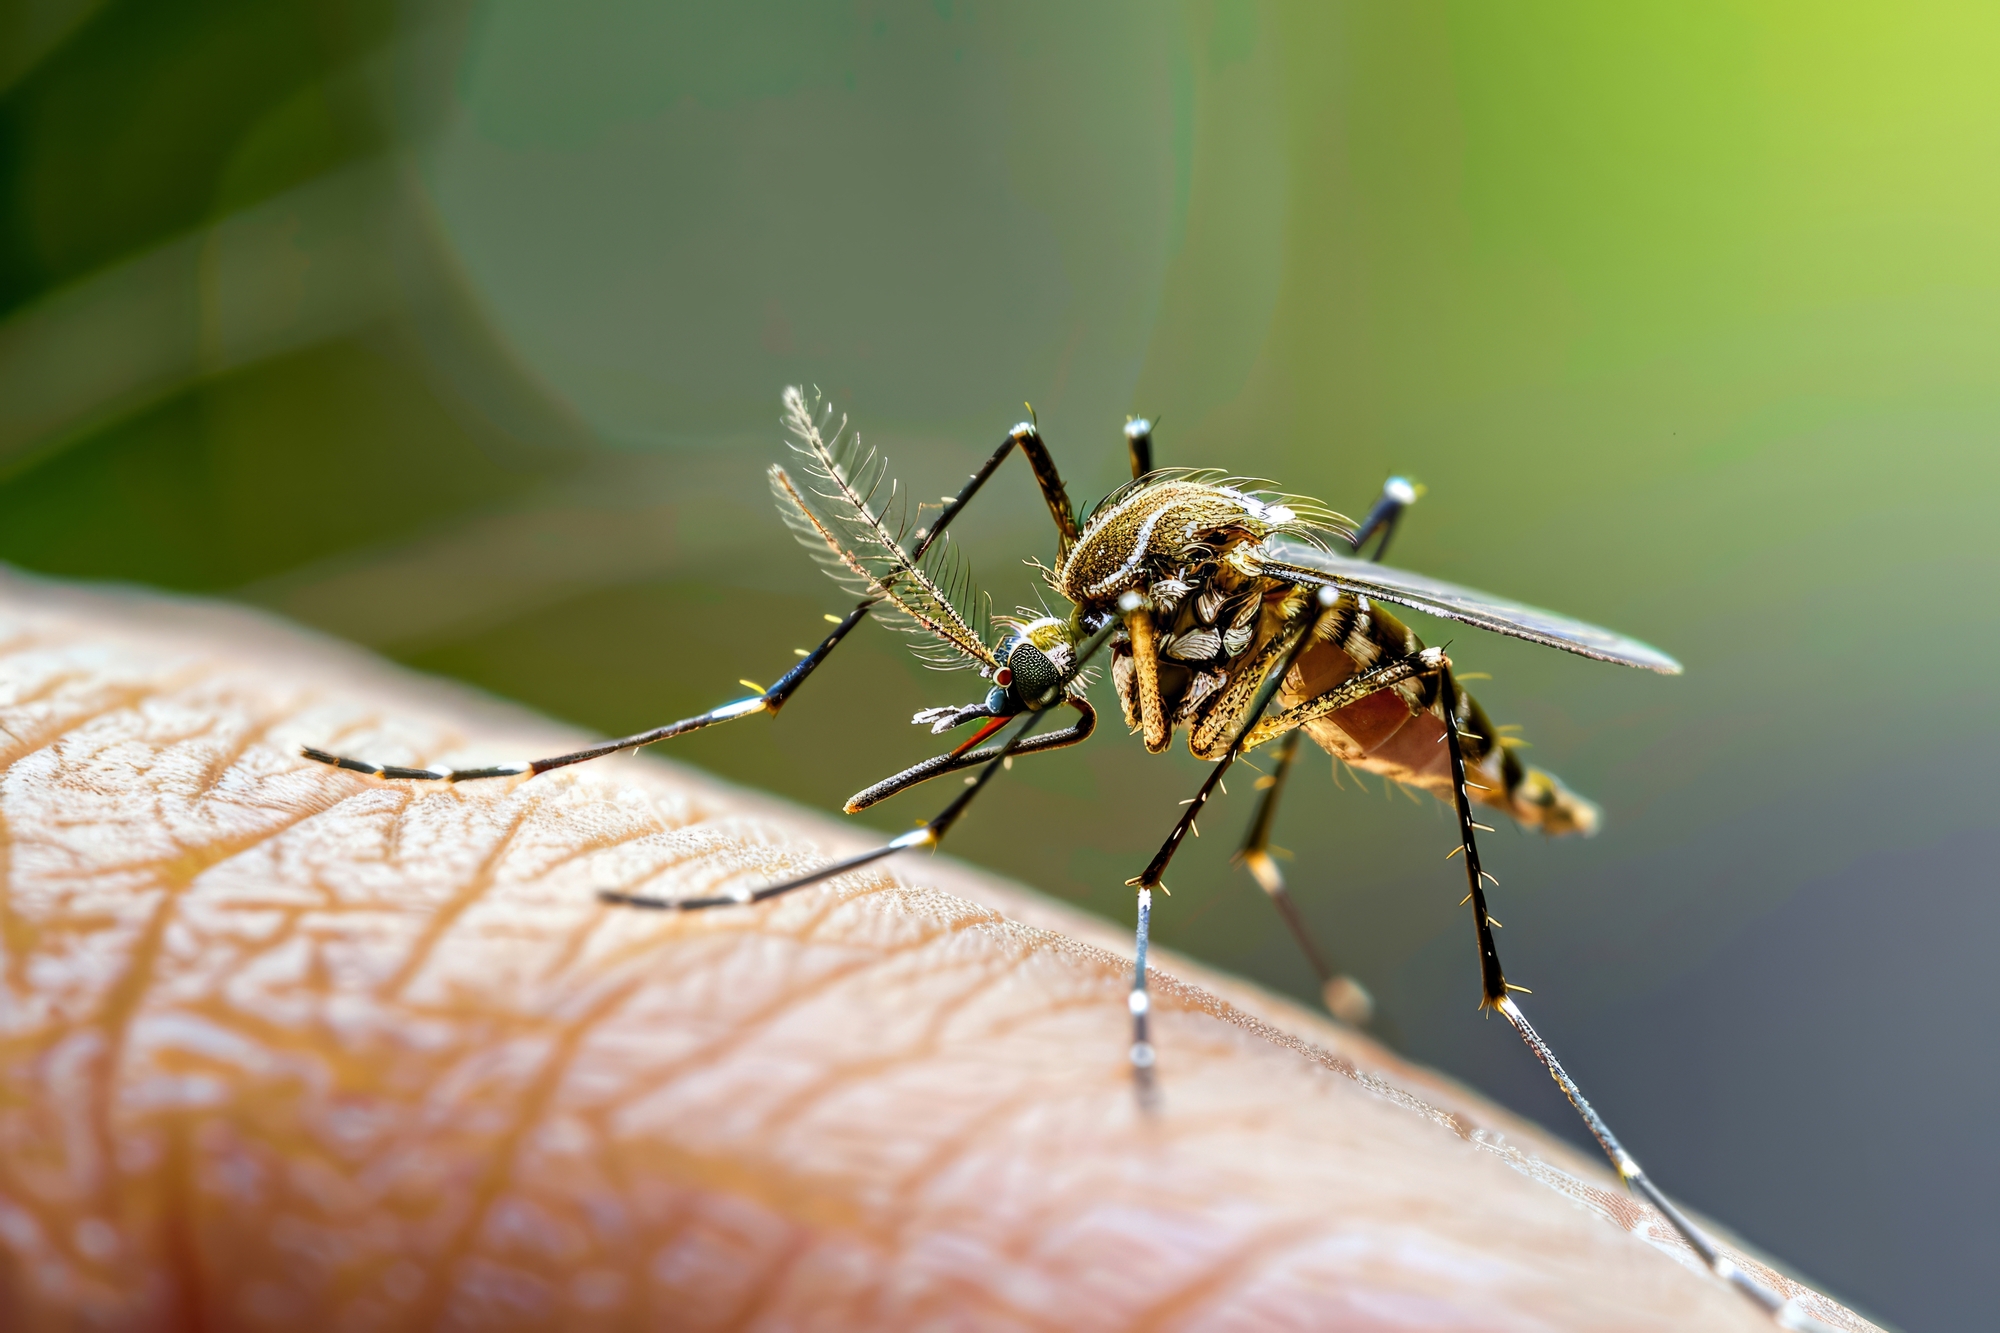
top-left (599, 709), bottom-right (1045, 911)
top-left (303, 411), bottom-right (1079, 783)
top-left (600, 611), bottom-right (1125, 911)
top-left (301, 600), bottom-right (872, 782)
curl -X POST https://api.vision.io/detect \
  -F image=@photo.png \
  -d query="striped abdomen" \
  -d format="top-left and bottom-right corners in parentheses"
top-left (1278, 593), bottom-right (1599, 836)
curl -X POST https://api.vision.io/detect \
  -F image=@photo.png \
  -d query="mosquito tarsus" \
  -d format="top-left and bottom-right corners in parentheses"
top-left (305, 387), bottom-right (1828, 1330)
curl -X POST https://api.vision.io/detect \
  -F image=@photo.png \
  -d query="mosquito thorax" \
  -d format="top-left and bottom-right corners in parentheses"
top-left (1054, 477), bottom-right (1313, 610)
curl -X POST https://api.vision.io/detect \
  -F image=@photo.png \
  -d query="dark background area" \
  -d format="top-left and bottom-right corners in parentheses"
top-left (3, 3), bottom-right (1994, 1327)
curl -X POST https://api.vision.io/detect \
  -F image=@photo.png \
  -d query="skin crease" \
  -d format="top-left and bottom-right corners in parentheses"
top-left (0, 574), bottom-right (1877, 1333)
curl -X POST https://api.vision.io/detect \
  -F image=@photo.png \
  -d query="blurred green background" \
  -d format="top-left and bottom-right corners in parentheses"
top-left (4, 2), bottom-right (1995, 1326)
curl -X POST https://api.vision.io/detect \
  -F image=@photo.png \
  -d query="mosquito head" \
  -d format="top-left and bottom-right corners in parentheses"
top-left (984, 612), bottom-right (1088, 714)
top-left (994, 638), bottom-right (1062, 710)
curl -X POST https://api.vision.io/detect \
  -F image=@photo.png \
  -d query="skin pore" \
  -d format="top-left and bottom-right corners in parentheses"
top-left (0, 575), bottom-right (1870, 1332)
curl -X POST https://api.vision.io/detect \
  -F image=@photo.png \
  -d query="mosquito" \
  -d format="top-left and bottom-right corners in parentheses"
top-left (306, 386), bottom-right (1824, 1330)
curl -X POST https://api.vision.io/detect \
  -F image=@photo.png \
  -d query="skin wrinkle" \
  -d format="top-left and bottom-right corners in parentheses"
top-left (403, 979), bottom-right (642, 1333)
top-left (375, 793), bottom-right (544, 1002)
top-left (0, 806), bottom-right (20, 997)
top-left (825, 993), bottom-right (1138, 1206)
top-left (186, 712), bottom-right (285, 803)
top-left (6, 796), bottom-right (315, 1304)
top-left (1125, 1223), bottom-right (1319, 1333)
top-left (0, 657), bottom-right (93, 702)
top-left (583, 905), bottom-right (955, 1129)
top-left (745, 919), bottom-right (1044, 1145)
top-left (0, 579), bottom-right (1879, 1333)
top-left (994, 1134), bottom-right (1155, 1282)
top-left (381, 782), bottom-right (416, 871)
top-left (524, 814), bottom-right (674, 883)
top-left (535, 897), bottom-right (621, 990)
top-left (160, 1112), bottom-right (206, 1331)
top-left (187, 940), bottom-right (317, 1059)
top-left (886, 1084), bottom-right (1051, 1213)
top-left (0, 685), bottom-right (161, 780)
top-left (86, 802), bottom-right (343, 1228)
top-left (600, 932), bottom-right (1136, 1280)
top-left (715, 1227), bottom-right (817, 1332)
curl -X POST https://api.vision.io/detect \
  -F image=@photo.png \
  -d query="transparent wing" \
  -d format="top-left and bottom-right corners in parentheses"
top-left (1254, 535), bottom-right (1683, 674)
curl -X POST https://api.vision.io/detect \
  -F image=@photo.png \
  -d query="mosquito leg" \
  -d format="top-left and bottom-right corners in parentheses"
top-left (1234, 733), bottom-right (1331, 983)
top-left (1238, 648), bottom-right (1444, 754)
top-left (304, 415), bottom-right (1076, 783)
top-left (600, 707), bottom-right (1048, 911)
top-left (1129, 589), bottom-right (1338, 896)
top-left (1117, 588), bottom-right (1337, 1097)
top-left (601, 613), bottom-right (1122, 911)
top-left (300, 603), bottom-right (871, 783)
top-left (1124, 416), bottom-right (1154, 480)
top-left (919, 420), bottom-right (1075, 558)
top-left (1191, 644), bottom-right (1440, 1027)
top-left (843, 698), bottom-right (1096, 811)
top-left (1434, 666), bottom-right (1828, 1331)
top-left (1004, 421), bottom-right (1080, 555)
top-left (1233, 730), bottom-right (1375, 1025)
top-left (1128, 885), bottom-right (1160, 1107)
top-left (1348, 476), bottom-right (1420, 562)
top-left (928, 417), bottom-right (1077, 555)
top-left (1228, 505), bottom-right (1411, 1021)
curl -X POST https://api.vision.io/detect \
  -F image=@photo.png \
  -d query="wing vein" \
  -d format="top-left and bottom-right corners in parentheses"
top-left (1252, 536), bottom-right (1682, 674)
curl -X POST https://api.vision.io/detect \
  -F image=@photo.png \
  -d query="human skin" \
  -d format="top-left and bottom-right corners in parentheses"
top-left (0, 573), bottom-right (1872, 1332)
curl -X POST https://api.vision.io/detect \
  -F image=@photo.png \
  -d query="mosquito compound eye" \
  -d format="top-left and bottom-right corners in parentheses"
top-left (993, 667), bottom-right (1013, 687)
top-left (1006, 642), bottom-right (1059, 704)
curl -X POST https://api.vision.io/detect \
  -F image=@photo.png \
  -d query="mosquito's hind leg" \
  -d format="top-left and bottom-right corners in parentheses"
top-left (1433, 664), bottom-right (1829, 1330)
top-left (1237, 648), bottom-right (1442, 754)
top-left (1225, 472), bottom-right (1420, 1016)
top-left (1234, 730), bottom-right (1375, 1025)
